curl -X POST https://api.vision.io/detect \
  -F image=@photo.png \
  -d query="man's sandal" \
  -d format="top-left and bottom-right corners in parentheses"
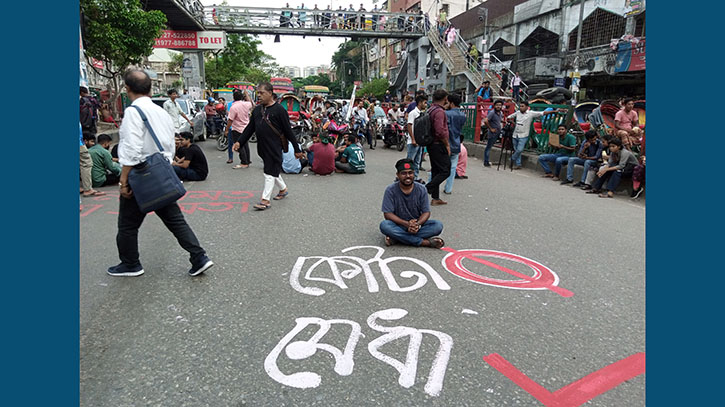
top-left (253, 202), bottom-right (271, 210)
top-left (273, 190), bottom-right (289, 200)
top-left (384, 236), bottom-right (394, 247)
top-left (428, 237), bottom-right (445, 249)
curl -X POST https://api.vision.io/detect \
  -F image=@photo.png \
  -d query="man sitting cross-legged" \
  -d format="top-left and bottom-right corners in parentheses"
top-left (172, 131), bottom-right (209, 181)
top-left (89, 133), bottom-right (122, 188)
top-left (335, 135), bottom-right (366, 174)
top-left (379, 158), bottom-right (445, 248)
top-left (561, 129), bottom-right (603, 186)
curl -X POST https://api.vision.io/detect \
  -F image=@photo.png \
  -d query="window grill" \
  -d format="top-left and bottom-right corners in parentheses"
top-left (568, 8), bottom-right (626, 50)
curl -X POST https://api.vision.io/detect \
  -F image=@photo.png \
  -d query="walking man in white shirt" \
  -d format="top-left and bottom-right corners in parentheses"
top-left (163, 88), bottom-right (193, 133)
top-left (110, 69), bottom-right (213, 277)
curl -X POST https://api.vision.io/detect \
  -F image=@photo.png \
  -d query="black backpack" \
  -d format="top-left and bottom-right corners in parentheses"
top-left (413, 105), bottom-right (437, 146)
top-left (80, 97), bottom-right (97, 130)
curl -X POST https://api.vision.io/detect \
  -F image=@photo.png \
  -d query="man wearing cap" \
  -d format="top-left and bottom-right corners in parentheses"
top-left (380, 158), bottom-right (445, 248)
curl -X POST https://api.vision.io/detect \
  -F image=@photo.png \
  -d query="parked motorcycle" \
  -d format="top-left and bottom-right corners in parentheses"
top-left (383, 117), bottom-right (407, 151)
top-left (324, 113), bottom-right (351, 147)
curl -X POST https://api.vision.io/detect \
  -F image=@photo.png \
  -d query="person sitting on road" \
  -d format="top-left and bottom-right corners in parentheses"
top-left (172, 132), bottom-right (209, 181)
top-left (537, 124), bottom-right (577, 180)
top-left (562, 130), bottom-right (603, 186)
top-left (282, 140), bottom-right (309, 174)
top-left (581, 134), bottom-right (612, 190)
top-left (379, 158), bottom-right (445, 248)
top-left (587, 137), bottom-right (639, 198)
top-left (89, 133), bottom-right (122, 188)
top-left (335, 134), bottom-right (366, 174)
top-left (307, 134), bottom-right (336, 175)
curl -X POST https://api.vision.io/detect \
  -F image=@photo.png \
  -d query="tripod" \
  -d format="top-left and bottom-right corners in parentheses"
top-left (497, 124), bottom-right (515, 172)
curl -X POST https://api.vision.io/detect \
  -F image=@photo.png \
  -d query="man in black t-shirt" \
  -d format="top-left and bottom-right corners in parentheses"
top-left (172, 132), bottom-right (209, 181)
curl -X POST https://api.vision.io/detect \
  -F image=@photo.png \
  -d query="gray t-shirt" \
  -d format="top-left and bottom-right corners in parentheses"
top-left (486, 109), bottom-right (504, 139)
top-left (382, 182), bottom-right (430, 221)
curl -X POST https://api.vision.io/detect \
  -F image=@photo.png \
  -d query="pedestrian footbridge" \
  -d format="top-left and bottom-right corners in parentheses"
top-left (202, 6), bottom-right (426, 39)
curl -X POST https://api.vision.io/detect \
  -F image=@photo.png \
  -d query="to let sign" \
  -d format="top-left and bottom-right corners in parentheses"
top-left (154, 30), bottom-right (226, 50)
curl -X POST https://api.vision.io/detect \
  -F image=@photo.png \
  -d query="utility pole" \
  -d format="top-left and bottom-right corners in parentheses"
top-left (571, 0), bottom-right (586, 103)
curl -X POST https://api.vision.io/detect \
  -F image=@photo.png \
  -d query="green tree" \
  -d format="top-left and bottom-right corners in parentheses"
top-left (80, 0), bottom-right (167, 115)
top-left (204, 34), bottom-right (283, 88)
top-left (359, 78), bottom-right (390, 100)
top-left (331, 41), bottom-right (363, 97)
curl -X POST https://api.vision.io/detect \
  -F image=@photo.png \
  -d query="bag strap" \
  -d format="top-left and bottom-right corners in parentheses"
top-left (262, 105), bottom-right (283, 138)
top-left (130, 105), bottom-right (164, 152)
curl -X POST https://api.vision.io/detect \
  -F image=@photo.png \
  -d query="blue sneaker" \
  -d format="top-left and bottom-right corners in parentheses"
top-left (189, 255), bottom-right (214, 276)
top-left (107, 263), bottom-right (144, 277)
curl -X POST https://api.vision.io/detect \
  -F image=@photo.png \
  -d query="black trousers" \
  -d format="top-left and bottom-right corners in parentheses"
top-left (426, 142), bottom-right (451, 200)
top-left (232, 130), bottom-right (252, 165)
top-left (116, 196), bottom-right (206, 267)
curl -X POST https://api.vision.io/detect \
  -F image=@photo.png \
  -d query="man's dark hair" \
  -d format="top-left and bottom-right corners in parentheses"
top-left (97, 134), bottom-right (112, 144)
top-left (415, 94), bottom-right (427, 105)
top-left (233, 89), bottom-right (243, 101)
top-left (257, 82), bottom-right (274, 93)
top-left (167, 88), bottom-right (178, 96)
top-left (124, 69), bottom-right (152, 95)
top-left (609, 137), bottom-right (623, 148)
top-left (432, 89), bottom-right (448, 102)
top-left (179, 131), bottom-right (194, 141)
top-left (622, 98), bottom-right (634, 105)
top-left (519, 101), bottom-right (529, 107)
top-left (80, 86), bottom-right (89, 95)
top-left (415, 90), bottom-right (426, 97)
top-left (82, 131), bottom-right (96, 142)
top-left (483, 80), bottom-right (490, 84)
top-left (601, 134), bottom-right (613, 143)
top-left (585, 130), bottom-right (598, 140)
top-left (493, 99), bottom-right (503, 106)
top-left (557, 124), bottom-right (568, 130)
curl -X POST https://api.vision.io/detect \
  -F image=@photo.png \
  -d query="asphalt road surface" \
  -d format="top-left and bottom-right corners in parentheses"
top-left (80, 138), bottom-right (645, 406)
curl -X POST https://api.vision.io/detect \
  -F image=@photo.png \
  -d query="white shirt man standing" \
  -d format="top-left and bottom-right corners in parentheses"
top-left (163, 88), bottom-right (192, 132)
top-left (111, 69), bottom-right (213, 278)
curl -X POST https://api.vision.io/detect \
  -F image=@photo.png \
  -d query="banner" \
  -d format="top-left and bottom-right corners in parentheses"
top-left (154, 30), bottom-right (226, 50)
top-left (614, 38), bottom-right (645, 73)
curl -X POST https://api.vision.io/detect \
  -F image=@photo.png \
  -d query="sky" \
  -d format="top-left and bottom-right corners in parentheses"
top-left (200, 0), bottom-right (384, 72)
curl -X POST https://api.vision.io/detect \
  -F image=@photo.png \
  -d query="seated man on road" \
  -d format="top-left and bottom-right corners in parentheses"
top-left (581, 134), bottom-right (612, 190)
top-left (587, 137), bottom-right (640, 198)
top-left (335, 135), bottom-right (366, 174)
top-left (537, 124), bottom-right (577, 180)
top-left (562, 130), bottom-right (603, 186)
top-left (307, 134), bottom-right (336, 175)
top-left (172, 132), bottom-right (209, 181)
top-left (89, 133), bottom-right (122, 188)
top-left (379, 158), bottom-right (444, 248)
top-left (282, 140), bottom-right (309, 174)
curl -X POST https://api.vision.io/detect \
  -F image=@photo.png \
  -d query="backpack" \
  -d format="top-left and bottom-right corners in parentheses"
top-left (413, 105), bottom-right (438, 147)
top-left (80, 97), bottom-right (97, 130)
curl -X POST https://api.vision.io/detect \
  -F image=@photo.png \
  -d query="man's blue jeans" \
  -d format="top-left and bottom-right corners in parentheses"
top-left (511, 137), bottom-right (528, 166)
top-left (173, 166), bottom-right (205, 181)
top-left (379, 219), bottom-right (443, 247)
top-left (566, 157), bottom-right (598, 182)
top-left (484, 134), bottom-right (498, 164)
top-left (406, 144), bottom-right (423, 179)
top-left (444, 153), bottom-right (459, 194)
top-left (538, 153), bottom-right (569, 176)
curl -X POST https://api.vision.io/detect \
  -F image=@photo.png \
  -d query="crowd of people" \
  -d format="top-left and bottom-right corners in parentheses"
top-left (80, 69), bottom-right (645, 277)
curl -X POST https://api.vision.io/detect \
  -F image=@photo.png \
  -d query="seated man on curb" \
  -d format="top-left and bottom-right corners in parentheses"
top-left (562, 130), bottom-right (603, 186)
top-left (89, 133), bottom-right (122, 188)
top-left (379, 158), bottom-right (445, 249)
top-left (172, 132), bottom-right (209, 181)
top-left (335, 135), bottom-right (366, 174)
top-left (587, 137), bottom-right (639, 198)
top-left (537, 124), bottom-right (577, 180)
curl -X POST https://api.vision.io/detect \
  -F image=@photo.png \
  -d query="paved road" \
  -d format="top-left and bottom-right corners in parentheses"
top-left (80, 138), bottom-right (645, 406)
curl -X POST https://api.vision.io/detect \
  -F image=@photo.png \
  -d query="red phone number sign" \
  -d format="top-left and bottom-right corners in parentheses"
top-left (154, 30), bottom-right (226, 50)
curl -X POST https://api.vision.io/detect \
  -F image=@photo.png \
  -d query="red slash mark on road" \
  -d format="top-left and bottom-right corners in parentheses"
top-left (483, 352), bottom-right (645, 407)
top-left (441, 247), bottom-right (574, 297)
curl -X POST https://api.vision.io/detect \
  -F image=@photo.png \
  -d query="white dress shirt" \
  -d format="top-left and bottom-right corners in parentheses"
top-left (163, 98), bottom-right (182, 130)
top-left (507, 110), bottom-right (544, 139)
top-left (118, 96), bottom-right (176, 166)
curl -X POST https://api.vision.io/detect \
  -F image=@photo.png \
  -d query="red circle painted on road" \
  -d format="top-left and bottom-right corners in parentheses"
top-left (441, 248), bottom-right (573, 297)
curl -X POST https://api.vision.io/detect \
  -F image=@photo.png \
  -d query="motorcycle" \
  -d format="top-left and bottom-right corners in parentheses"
top-left (383, 117), bottom-right (407, 151)
top-left (324, 113), bottom-right (351, 147)
top-left (351, 118), bottom-right (368, 149)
